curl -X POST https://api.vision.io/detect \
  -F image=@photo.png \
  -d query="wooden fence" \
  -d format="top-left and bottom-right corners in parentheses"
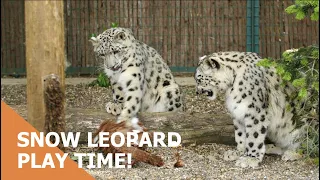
top-left (1, 0), bottom-right (319, 75)
top-left (259, 0), bottom-right (319, 58)
top-left (1, 0), bottom-right (26, 75)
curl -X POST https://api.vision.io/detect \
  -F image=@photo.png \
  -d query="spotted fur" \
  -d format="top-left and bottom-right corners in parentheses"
top-left (195, 51), bottom-right (306, 168)
top-left (90, 27), bottom-right (183, 126)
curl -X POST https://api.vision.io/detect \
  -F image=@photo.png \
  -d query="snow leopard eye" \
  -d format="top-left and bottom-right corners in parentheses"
top-left (116, 32), bottom-right (126, 40)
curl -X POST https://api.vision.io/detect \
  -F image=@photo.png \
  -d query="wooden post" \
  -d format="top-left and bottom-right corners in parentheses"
top-left (25, 1), bottom-right (65, 131)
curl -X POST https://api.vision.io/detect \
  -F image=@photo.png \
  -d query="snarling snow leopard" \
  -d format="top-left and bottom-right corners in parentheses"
top-left (195, 51), bottom-right (306, 168)
top-left (90, 27), bottom-right (183, 127)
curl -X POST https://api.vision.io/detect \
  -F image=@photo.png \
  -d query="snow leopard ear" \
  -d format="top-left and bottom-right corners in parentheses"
top-left (199, 55), bottom-right (207, 61)
top-left (121, 28), bottom-right (135, 40)
top-left (198, 55), bottom-right (207, 65)
top-left (89, 37), bottom-right (100, 47)
top-left (126, 28), bottom-right (134, 36)
top-left (206, 58), bottom-right (220, 70)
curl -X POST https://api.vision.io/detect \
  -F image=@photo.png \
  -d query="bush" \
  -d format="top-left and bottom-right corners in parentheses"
top-left (257, 0), bottom-right (319, 164)
top-left (257, 46), bottom-right (319, 164)
top-left (285, 0), bottom-right (319, 21)
top-left (88, 73), bottom-right (110, 88)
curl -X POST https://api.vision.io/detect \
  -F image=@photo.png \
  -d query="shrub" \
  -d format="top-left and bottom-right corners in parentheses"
top-left (257, 0), bottom-right (319, 164)
top-left (88, 72), bottom-right (110, 88)
top-left (257, 45), bottom-right (319, 164)
top-left (285, 0), bottom-right (319, 21)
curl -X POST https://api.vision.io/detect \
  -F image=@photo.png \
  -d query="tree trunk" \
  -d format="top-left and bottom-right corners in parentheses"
top-left (25, 1), bottom-right (65, 131)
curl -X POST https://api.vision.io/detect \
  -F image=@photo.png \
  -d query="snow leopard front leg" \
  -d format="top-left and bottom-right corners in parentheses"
top-left (235, 111), bottom-right (269, 168)
top-left (117, 65), bottom-right (144, 128)
top-left (105, 79), bottom-right (125, 116)
top-left (224, 118), bottom-right (246, 161)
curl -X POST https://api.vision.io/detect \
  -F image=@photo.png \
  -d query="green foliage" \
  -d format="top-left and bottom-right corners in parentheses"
top-left (274, 46), bottom-right (317, 103)
top-left (93, 22), bottom-right (119, 37)
top-left (300, 124), bottom-right (319, 158)
top-left (256, 58), bottom-right (277, 67)
top-left (105, 22), bottom-right (119, 31)
top-left (285, 0), bottom-right (319, 21)
top-left (111, 22), bottom-right (119, 28)
top-left (89, 73), bottom-right (110, 88)
top-left (313, 157), bottom-right (319, 166)
top-left (97, 73), bottom-right (110, 87)
top-left (257, 45), bottom-right (319, 163)
top-left (292, 77), bottom-right (306, 88)
top-left (260, 46), bottom-right (319, 100)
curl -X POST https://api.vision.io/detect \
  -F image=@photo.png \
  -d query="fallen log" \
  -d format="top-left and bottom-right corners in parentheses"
top-left (9, 106), bottom-right (236, 146)
top-left (65, 108), bottom-right (235, 146)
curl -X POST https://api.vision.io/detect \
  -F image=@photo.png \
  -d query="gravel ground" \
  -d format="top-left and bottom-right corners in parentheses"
top-left (1, 82), bottom-right (319, 179)
top-left (84, 144), bottom-right (318, 180)
top-left (1, 84), bottom-right (227, 114)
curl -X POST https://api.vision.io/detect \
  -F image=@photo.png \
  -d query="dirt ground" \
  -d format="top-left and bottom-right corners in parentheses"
top-left (1, 79), bottom-right (319, 180)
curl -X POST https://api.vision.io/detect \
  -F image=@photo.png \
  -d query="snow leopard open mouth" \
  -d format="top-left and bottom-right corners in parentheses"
top-left (203, 90), bottom-right (213, 97)
top-left (206, 90), bottom-right (213, 97)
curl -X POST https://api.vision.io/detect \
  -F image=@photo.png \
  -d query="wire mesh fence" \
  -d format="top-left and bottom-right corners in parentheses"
top-left (1, 0), bottom-right (319, 75)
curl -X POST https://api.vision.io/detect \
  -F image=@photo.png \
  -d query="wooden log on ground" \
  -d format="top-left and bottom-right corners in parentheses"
top-left (25, 1), bottom-right (65, 131)
top-left (65, 108), bottom-right (236, 146)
